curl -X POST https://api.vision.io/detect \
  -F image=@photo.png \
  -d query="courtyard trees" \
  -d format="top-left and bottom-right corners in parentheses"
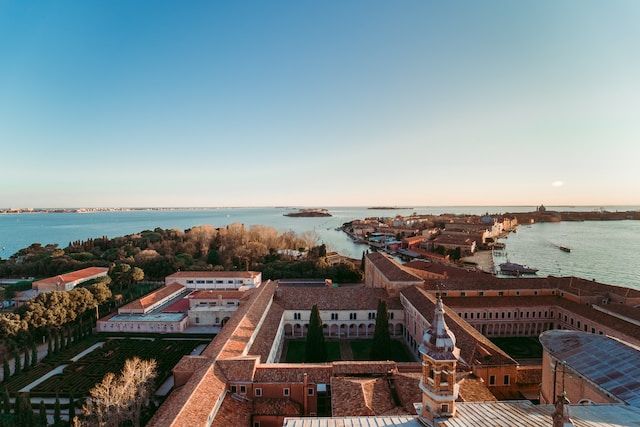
top-left (304, 305), bottom-right (327, 363)
top-left (370, 300), bottom-right (392, 361)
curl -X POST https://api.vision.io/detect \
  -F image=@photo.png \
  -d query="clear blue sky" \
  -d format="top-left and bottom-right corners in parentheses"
top-left (1, 0), bottom-right (639, 207)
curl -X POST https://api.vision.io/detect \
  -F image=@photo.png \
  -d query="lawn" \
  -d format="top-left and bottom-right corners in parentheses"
top-left (25, 338), bottom-right (207, 397)
top-left (490, 337), bottom-right (543, 359)
top-left (283, 339), bottom-right (415, 363)
top-left (350, 339), bottom-right (415, 362)
top-left (284, 340), bottom-right (341, 363)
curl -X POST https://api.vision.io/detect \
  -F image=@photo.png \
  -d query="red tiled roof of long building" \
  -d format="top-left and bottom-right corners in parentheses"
top-left (119, 283), bottom-right (185, 311)
top-left (366, 252), bottom-right (424, 283)
top-left (33, 266), bottom-right (109, 287)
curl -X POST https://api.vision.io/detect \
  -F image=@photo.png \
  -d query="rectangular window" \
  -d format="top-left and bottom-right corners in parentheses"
top-left (489, 375), bottom-right (496, 385)
top-left (498, 292), bottom-right (504, 296)
top-left (231, 385), bottom-right (237, 393)
top-left (255, 388), bottom-right (262, 397)
top-left (441, 404), bottom-right (449, 413)
top-left (253, 422), bottom-right (260, 427)
top-left (283, 388), bottom-right (290, 397)
top-left (503, 375), bottom-right (510, 385)
top-left (187, 280), bottom-right (194, 284)
top-left (308, 387), bottom-right (314, 396)
top-left (195, 317), bottom-right (200, 324)
top-left (240, 385), bottom-right (246, 394)
top-left (460, 292), bottom-right (466, 297)
top-left (331, 313), bottom-right (338, 320)
top-left (479, 291), bottom-right (484, 297)
top-left (206, 280), bottom-right (213, 284)
top-left (389, 312), bottom-right (394, 320)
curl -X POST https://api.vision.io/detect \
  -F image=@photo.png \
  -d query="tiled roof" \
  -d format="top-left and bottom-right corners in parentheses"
top-left (253, 397), bottom-right (302, 416)
top-left (33, 267), bottom-right (109, 287)
top-left (166, 271), bottom-right (260, 279)
top-left (404, 260), bottom-right (482, 278)
top-left (216, 357), bottom-right (258, 383)
top-left (400, 287), bottom-right (516, 367)
top-left (119, 283), bottom-right (185, 311)
top-left (366, 252), bottom-right (423, 283)
top-left (594, 303), bottom-right (640, 323)
top-left (248, 301), bottom-right (285, 361)
top-left (211, 393), bottom-right (252, 427)
top-left (331, 377), bottom-right (400, 416)
top-left (276, 286), bottom-right (403, 311)
top-left (332, 361), bottom-right (398, 376)
top-left (253, 364), bottom-right (333, 384)
top-left (162, 298), bottom-right (189, 313)
top-left (392, 372), bottom-right (422, 413)
top-left (457, 372), bottom-right (497, 402)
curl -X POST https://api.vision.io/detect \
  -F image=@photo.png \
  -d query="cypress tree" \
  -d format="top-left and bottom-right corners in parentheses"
top-left (2, 387), bottom-right (10, 414)
top-left (16, 393), bottom-right (34, 427)
top-left (38, 400), bottom-right (47, 427)
top-left (31, 344), bottom-right (38, 368)
top-left (370, 300), bottom-right (392, 360)
top-left (53, 395), bottom-right (61, 425)
top-left (53, 331), bottom-right (59, 354)
top-left (360, 251), bottom-right (366, 270)
top-left (13, 351), bottom-right (21, 375)
top-left (3, 359), bottom-right (10, 382)
top-left (47, 332), bottom-right (53, 356)
top-left (56, 331), bottom-right (62, 353)
top-left (304, 305), bottom-right (327, 363)
top-left (68, 393), bottom-right (75, 421)
top-left (23, 349), bottom-right (30, 371)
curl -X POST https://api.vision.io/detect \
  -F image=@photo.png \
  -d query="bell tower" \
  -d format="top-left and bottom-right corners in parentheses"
top-left (419, 297), bottom-right (460, 423)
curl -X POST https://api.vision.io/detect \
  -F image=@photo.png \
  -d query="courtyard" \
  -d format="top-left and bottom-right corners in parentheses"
top-left (490, 336), bottom-right (543, 360)
top-left (282, 338), bottom-right (415, 363)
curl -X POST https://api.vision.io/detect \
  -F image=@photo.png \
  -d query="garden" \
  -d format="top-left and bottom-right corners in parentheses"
top-left (490, 336), bottom-right (543, 359)
top-left (283, 338), bottom-right (415, 363)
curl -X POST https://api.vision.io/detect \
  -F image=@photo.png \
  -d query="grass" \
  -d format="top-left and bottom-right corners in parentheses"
top-left (490, 337), bottom-right (543, 359)
top-left (283, 339), bottom-right (414, 363)
top-left (350, 339), bottom-right (415, 362)
top-left (284, 340), bottom-right (341, 363)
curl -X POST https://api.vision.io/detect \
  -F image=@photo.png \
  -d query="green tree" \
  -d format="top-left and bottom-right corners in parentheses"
top-left (38, 400), bottom-right (47, 427)
top-left (304, 305), bottom-right (327, 363)
top-left (46, 333), bottom-right (53, 357)
top-left (68, 393), bottom-right (75, 422)
top-left (370, 300), bottom-right (392, 361)
top-left (3, 359), bottom-right (10, 382)
top-left (53, 395), bottom-right (61, 425)
top-left (23, 349), bottom-right (30, 371)
top-left (360, 251), bottom-right (366, 271)
top-left (130, 267), bottom-right (144, 284)
top-left (16, 392), bottom-right (34, 427)
top-left (13, 351), bottom-right (21, 375)
top-left (2, 387), bottom-right (10, 414)
top-left (31, 345), bottom-right (37, 368)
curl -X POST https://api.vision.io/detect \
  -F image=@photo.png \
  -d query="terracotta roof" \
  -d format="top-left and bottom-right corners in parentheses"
top-left (253, 398), bottom-right (302, 416)
top-left (33, 267), bottom-right (108, 287)
top-left (331, 377), bottom-right (400, 416)
top-left (404, 260), bottom-right (482, 278)
top-left (331, 361), bottom-right (398, 376)
top-left (366, 253), bottom-right (423, 283)
top-left (457, 372), bottom-right (497, 402)
top-left (162, 298), bottom-right (189, 313)
top-left (216, 357), bottom-right (258, 383)
top-left (392, 372), bottom-right (423, 413)
top-left (594, 303), bottom-right (640, 323)
top-left (248, 301), bottom-right (285, 361)
top-left (211, 393), bottom-right (252, 427)
top-left (276, 286), bottom-right (403, 311)
top-left (400, 287), bottom-right (516, 367)
top-left (253, 364), bottom-right (332, 384)
top-left (119, 283), bottom-right (185, 312)
top-left (516, 366), bottom-right (542, 385)
top-left (431, 234), bottom-right (476, 246)
top-left (166, 271), bottom-right (260, 279)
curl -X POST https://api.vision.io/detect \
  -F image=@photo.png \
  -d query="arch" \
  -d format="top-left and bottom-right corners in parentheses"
top-left (330, 324), bottom-right (339, 337)
top-left (284, 324), bottom-right (293, 336)
top-left (394, 323), bottom-right (403, 336)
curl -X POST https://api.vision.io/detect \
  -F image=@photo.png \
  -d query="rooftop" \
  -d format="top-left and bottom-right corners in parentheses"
top-left (118, 283), bottom-right (185, 312)
top-left (32, 266), bottom-right (109, 287)
top-left (276, 286), bottom-right (403, 311)
top-left (107, 312), bottom-right (186, 322)
top-left (539, 330), bottom-right (640, 407)
top-left (366, 252), bottom-right (424, 283)
top-left (165, 271), bottom-right (260, 279)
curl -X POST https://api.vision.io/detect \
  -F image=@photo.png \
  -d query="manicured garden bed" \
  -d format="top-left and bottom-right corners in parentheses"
top-left (490, 337), bottom-right (543, 359)
top-left (284, 340), bottom-right (341, 363)
top-left (350, 339), bottom-right (415, 362)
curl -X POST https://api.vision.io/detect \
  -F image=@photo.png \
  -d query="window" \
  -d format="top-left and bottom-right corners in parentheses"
top-left (195, 317), bottom-right (200, 324)
top-left (489, 375), bottom-right (496, 385)
top-left (240, 385), bottom-right (246, 394)
top-left (479, 291), bottom-right (484, 297)
top-left (307, 387), bottom-right (314, 396)
top-left (368, 312), bottom-right (376, 320)
top-left (350, 313), bottom-right (357, 320)
top-left (294, 313), bottom-right (301, 320)
top-left (255, 388), bottom-right (262, 397)
top-left (503, 375), bottom-right (510, 385)
top-left (498, 291), bottom-right (504, 296)
top-left (231, 385), bottom-right (237, 393)
top-left (283, 387), bottom-right (290, 397)
top-left (441, 404), bottom-right (449, 413)
top-left (253, 422), bottom-right (261, 427)
top-left (460, 292), bottom-right (466, 297)
top-left (187, 280), bottom-right (194, 284)
top-left (206, 280), bottom-right (213, 284)
top-left (516, 291), bottom-right (520, 296)
top-left (331, 313), bottom-right (338, 320)
top-left (196, 280), bottom-right (205, 284)
top-left (389, 312), bottom-right (394, 320)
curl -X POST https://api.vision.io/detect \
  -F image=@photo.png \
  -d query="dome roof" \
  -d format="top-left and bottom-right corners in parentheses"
top-left (419, 297), bottom-right (460, 361)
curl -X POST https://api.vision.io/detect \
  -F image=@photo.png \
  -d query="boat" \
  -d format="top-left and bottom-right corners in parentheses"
top-left (499, 262), bottom-right (539, 275)
top-left (559, 246), bottom-right (571, 253)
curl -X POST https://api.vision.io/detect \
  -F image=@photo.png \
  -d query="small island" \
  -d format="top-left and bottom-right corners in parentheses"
top-left (284, 208), bottom-right (332, 217)
top-left (367, 206), bottom-right (412, 210)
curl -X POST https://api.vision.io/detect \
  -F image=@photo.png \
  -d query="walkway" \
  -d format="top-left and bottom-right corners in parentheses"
top-left (339, 341), bottom-right (354, 360)
top-left (70, 342), bottom-right (105, 362)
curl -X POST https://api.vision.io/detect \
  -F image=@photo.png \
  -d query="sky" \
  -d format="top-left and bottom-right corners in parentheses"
top-left (1, 0), bottom-right (639, 208)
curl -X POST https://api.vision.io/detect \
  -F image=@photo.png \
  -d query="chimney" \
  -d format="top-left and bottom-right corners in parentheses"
top-left (552, 392), bottom-right (574, 427)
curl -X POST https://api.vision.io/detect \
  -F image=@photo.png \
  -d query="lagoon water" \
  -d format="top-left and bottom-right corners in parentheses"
top-left (1, 206), bottom-right (639, 289)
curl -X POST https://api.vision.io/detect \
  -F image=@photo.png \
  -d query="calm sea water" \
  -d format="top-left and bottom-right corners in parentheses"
top-left (493, 220), bottom-right (640, 290)
top-left (1, 206), bottom-right (638, 288)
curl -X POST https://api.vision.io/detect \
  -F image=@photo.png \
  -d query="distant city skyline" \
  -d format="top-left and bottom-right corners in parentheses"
top-left (2, 1), bottom-right (640, 207)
